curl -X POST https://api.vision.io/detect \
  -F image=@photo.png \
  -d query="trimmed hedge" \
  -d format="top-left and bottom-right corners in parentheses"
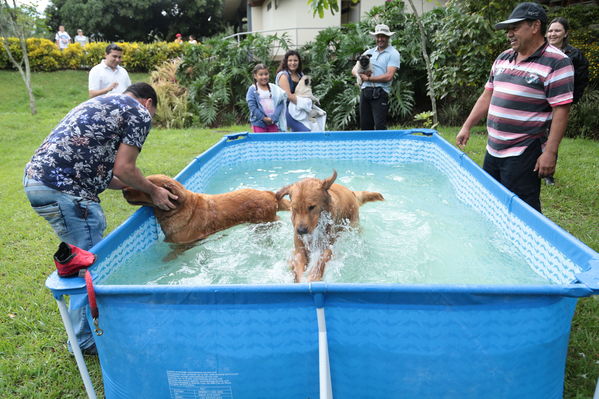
top-left (0, 38), bottom-right (187, 72)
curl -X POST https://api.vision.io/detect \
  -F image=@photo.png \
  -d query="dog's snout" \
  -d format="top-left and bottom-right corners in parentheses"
top-left (296, 225), bottom-right (309, 235)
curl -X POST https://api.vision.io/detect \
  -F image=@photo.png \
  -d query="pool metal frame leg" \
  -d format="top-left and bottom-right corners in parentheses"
top-left (314, 291), bottom-right (333, 399)
top-left (55, 295), bottom-right (97, 399)
top-left (316, 306), bottom-right (333, 399)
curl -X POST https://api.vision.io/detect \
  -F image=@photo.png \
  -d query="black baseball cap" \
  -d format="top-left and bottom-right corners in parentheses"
top-left (495, 2), bottom-right (547, 30)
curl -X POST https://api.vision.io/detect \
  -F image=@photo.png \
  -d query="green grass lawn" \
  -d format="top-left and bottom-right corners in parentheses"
top-left (0, 70), bottom-right (597, 398)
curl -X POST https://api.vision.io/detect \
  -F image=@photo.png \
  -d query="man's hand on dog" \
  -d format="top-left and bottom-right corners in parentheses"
top-left (359, 72), bottom-right (372, 82)
top-left (150, 186), bottom-right (178, 210)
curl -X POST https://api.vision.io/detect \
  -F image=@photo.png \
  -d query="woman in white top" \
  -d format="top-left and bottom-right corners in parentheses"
top-left (275, 50), bottom-right (311, 132)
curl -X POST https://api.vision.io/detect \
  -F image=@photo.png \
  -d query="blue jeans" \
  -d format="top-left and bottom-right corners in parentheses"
top-left (23, 176), bottom-right (106, 350)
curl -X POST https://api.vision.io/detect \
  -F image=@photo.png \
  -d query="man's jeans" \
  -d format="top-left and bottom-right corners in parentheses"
top-left (23, 176), bottom-right (106, 351)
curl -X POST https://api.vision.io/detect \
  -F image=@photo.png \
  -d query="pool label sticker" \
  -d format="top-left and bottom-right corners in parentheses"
top-left (167, 370), bottom-right (238, 399)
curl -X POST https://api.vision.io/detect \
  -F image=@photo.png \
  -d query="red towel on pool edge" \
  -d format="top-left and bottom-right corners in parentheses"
top-left (53, 242), bottom-right (96, 277)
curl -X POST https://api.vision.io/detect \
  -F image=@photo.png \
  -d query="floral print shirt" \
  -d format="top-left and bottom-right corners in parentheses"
top-left (25, 94), bottom-right (151, 201)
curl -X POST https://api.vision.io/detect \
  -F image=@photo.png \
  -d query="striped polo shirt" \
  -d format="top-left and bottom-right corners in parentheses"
top-left (485, 42), bottom-right (574, 158)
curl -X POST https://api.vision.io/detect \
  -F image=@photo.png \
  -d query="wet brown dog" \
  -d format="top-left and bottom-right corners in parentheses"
top-left (276, 170), bottom-right (384, 282)
top-left (123, 174), bottom-right (289, 246)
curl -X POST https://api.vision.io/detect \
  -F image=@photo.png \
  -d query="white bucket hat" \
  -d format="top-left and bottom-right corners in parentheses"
top-left (370, 24), bottom-right (395, 37)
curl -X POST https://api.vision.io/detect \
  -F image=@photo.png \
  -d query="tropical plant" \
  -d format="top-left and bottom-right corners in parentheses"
top-left (179, 33), bottom-right (291, 127)
top-left (299, 14), bottom-right (420, 130)
top-left (150, 58), bottom-right (192, 129)
top-left (413, 111), bottom-right (436, 128)
top-left (566, 88), bottom-right (599, 140)
top-left (425, 5), bottom-right (504, 101)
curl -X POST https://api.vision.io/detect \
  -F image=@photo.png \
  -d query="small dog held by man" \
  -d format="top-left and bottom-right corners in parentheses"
top-left (276, 170), bottom-right (384, 282)
top-left (351, 54), bottom-right (373, 86)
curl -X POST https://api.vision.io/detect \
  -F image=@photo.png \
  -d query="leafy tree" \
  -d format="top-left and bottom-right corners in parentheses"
top-left (405, 0), bottom-right (437, 126)
top-left (45, 0), bottom-right (227, 42)
top-left (0, 0), bottom-right (37, 114)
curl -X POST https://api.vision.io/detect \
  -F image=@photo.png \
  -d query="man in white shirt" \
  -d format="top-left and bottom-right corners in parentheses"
top-left (88, 44), bottom-right (132, 98)
top-left (55, 26), bottom-right (71, 50)
top-left (74, 29), bottom-right (89, 46)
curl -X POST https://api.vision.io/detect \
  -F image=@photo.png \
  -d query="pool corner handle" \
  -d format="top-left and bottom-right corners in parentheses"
top-left (225, 132), bottom-right (249, 141)
top-left (575, 259), bottom-right (599, 294)
top-left (401, 128), bottom-right (437, 137)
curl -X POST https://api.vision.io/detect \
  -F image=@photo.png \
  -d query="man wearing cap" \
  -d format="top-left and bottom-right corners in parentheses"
top-left (88, 43), bottom-right (131, 98)
top-left (456, 2), bottom-right (574, 213)
top-left (354, 24), bottom-right (400, 130)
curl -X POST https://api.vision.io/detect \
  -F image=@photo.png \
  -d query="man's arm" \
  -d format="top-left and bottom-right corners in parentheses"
top-left (534, 104), bottom-right (571, 177)
top-left (88, 65), bottom-right (119, 98)
top-left (112, 143), bottom-right (177, 210)
top-left (456, 89), bottom-right (493, 148)
top-left (89, 82), bottom-right (118, 98)
top-left (108, 175), bottom-right (126, 189)
top-left (360, 66), bottom-right (397, 84)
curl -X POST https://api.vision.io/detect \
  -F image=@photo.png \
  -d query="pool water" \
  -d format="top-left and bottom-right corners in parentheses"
top-left (102, 160), bottom-right (551, 286)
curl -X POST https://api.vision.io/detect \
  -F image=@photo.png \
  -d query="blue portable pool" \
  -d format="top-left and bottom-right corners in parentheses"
top-left (47, 130), bottom-right (599, 399)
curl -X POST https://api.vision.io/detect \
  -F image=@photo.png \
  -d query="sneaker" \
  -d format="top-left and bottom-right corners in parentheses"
top-left (53, 242), bottom-right (96, 277)
top-left (82, 345), bottom-right (98, 355)
top-left (68, 343), bottom-right (98, 356)
top-left (544, 176), bottom-right (555, 186)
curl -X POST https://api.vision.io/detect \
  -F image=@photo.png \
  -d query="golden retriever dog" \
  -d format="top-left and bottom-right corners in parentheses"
top-left (123, 174), bottom-right (289, 246)
top-left (276, 170), bottom-right (384, 282)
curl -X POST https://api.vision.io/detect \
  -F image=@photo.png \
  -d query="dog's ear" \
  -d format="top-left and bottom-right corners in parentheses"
top-left (321, 170), bottom-right (337, 191)
top-left (276, 185), bottom-right (293, 201)
top-left (366, 54), bottom-right (372, 59)
top-left (305, 77), bottom-right (310, 86)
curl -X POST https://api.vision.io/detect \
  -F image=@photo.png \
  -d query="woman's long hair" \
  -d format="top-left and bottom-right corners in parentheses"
top-left (548, 17), bottom-right (570, 47)
top-left (276, 50), bottom-right (303, 74)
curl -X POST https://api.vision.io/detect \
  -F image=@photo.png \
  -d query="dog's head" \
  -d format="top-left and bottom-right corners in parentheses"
top-left (122, 174), bottom-right (186, 209)
top-left (295, 75), bottom-right (313, 97)
top-left (276, 170), bottom-right (337, 236)
top-left (357, 54), bottom-right (372, 68)
top-left (299, 74), bottom-right (311, 87)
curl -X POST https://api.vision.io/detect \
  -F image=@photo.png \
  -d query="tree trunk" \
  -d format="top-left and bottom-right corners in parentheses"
top-left (406, 0), bottom-right (438, 126)
top-left (1, 0), bottom-right (37, 115)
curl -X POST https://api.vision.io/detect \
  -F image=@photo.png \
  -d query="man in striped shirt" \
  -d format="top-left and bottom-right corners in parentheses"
top-left (456, 2), bottom-right (574, 212)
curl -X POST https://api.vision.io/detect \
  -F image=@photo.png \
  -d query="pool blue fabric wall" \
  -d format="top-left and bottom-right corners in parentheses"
top-left (90, 285), bottom-right (577, 398)
top-left (47, 130), bottom-right (599, 399)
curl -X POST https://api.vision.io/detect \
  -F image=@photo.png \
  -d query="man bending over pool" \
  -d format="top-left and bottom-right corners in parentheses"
top-left (23, 82), bottom-right (177, 354)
